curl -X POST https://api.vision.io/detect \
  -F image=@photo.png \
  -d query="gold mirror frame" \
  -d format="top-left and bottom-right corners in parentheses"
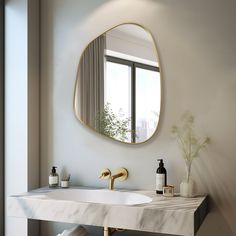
top-left (73, 23), bottom-right (163, 144)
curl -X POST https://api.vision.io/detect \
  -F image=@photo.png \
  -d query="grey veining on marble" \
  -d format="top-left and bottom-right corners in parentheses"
top-left (8, 187), bottom-right (208, 236)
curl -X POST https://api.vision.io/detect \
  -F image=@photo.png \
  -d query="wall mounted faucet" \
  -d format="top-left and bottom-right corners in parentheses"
top-left (108, 168), bottom-right (128, 190)
top-left (99, 167), bottom-right (128, 190)
top-left (99, 167), bottom-right (128, 236)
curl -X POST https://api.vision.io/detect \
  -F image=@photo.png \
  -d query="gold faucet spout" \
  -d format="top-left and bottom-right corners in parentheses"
top-left (109, 173), bottom-right (124, 190)
top-left (112, 172), bottom-right (124, 179)
top-left (108, 168), bottom-right (128, 190)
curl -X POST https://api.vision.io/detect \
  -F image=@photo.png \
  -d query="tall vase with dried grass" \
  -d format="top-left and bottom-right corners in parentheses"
top-left (171, 112), bottom-right (210, 197)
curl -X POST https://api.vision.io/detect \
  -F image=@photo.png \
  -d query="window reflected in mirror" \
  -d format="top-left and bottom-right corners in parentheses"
top-left (74, 24), bottom-right (161, 144)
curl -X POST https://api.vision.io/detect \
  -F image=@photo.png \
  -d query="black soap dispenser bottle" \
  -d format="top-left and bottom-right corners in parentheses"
top-left (49, 166), bottom-right (59, 188)
top-left (156, 159), bottom-right (167, 194)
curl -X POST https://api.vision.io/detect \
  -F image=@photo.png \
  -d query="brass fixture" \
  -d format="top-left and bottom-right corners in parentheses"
top-left (99, 167), bottom-right (128, 236)
top-left (99, 168), bottom-right (111, 179)
top-left (103, 227), bottom-right (125, 236)
top-left (109, 168), bottom-right (128, 190)
top-left (103, 227), bottom-right (116, 236)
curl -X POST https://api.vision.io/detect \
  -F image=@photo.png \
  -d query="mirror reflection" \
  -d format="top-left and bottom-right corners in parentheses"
top-left (74, 24), bottom-right (161, 144)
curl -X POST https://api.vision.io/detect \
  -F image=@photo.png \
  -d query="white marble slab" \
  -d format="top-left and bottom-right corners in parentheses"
top-left (8, 187), bottom-right (208, 236)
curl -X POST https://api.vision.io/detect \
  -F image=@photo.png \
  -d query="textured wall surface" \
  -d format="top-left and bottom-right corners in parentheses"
top-left (40, 0), bottom-right (236, 235)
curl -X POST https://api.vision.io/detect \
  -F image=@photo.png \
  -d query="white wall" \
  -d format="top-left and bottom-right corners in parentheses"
top-left (40, 0), bottom-right (236, 235)
top-left (106, 25), bottom-right (157, 62)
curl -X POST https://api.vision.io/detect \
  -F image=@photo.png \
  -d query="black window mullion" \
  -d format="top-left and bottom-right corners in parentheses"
top-left (106, 55), bottom-right (133, 67)
top-left (134, 62), bottom-right (159, 72)
top-left (131, 62), bottom-right (136, 143)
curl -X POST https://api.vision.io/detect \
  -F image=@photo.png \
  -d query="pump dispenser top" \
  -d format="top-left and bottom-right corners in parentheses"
top-left (52, 166), bottom-right (57, 174)
top-left (157, 159), bottom-right (164, 167)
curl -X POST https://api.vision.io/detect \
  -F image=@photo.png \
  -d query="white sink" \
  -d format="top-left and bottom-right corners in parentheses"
top-left (47, 189), bottom-right (152, 205)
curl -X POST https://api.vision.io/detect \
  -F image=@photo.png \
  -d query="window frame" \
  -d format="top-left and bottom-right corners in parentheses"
top-left (105, 55), bottom-right (159, 143)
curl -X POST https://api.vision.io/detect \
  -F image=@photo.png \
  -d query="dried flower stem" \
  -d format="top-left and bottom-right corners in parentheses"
top-left (171, 112), bottom-right (210, 181)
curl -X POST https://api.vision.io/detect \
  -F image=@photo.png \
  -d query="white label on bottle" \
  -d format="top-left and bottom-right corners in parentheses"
top-left (156, 174), bottom-right (165, 191)
top-left (49, 176), bottom-right (58, 185)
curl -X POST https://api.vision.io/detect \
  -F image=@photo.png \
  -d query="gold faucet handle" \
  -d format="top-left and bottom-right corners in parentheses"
top-left (115, 167), bottom-right (128, 181)
top-left (99, 168), bottom-right (111, 179)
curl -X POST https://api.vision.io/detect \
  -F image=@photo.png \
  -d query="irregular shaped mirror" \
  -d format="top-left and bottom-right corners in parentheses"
top-left (74, 24), bottom-right (161, 144)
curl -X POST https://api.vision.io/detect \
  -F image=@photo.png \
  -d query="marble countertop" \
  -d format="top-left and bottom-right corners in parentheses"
top-left (8, 186), bottom-right (208, 236)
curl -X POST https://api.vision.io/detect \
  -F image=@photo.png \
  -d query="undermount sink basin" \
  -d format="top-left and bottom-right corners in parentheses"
top-left (47, 188), bottom-right (152, 205)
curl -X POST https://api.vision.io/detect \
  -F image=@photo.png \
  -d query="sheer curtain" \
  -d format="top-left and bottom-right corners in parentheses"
top-left (75, 34), bottom-right (106, 128)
